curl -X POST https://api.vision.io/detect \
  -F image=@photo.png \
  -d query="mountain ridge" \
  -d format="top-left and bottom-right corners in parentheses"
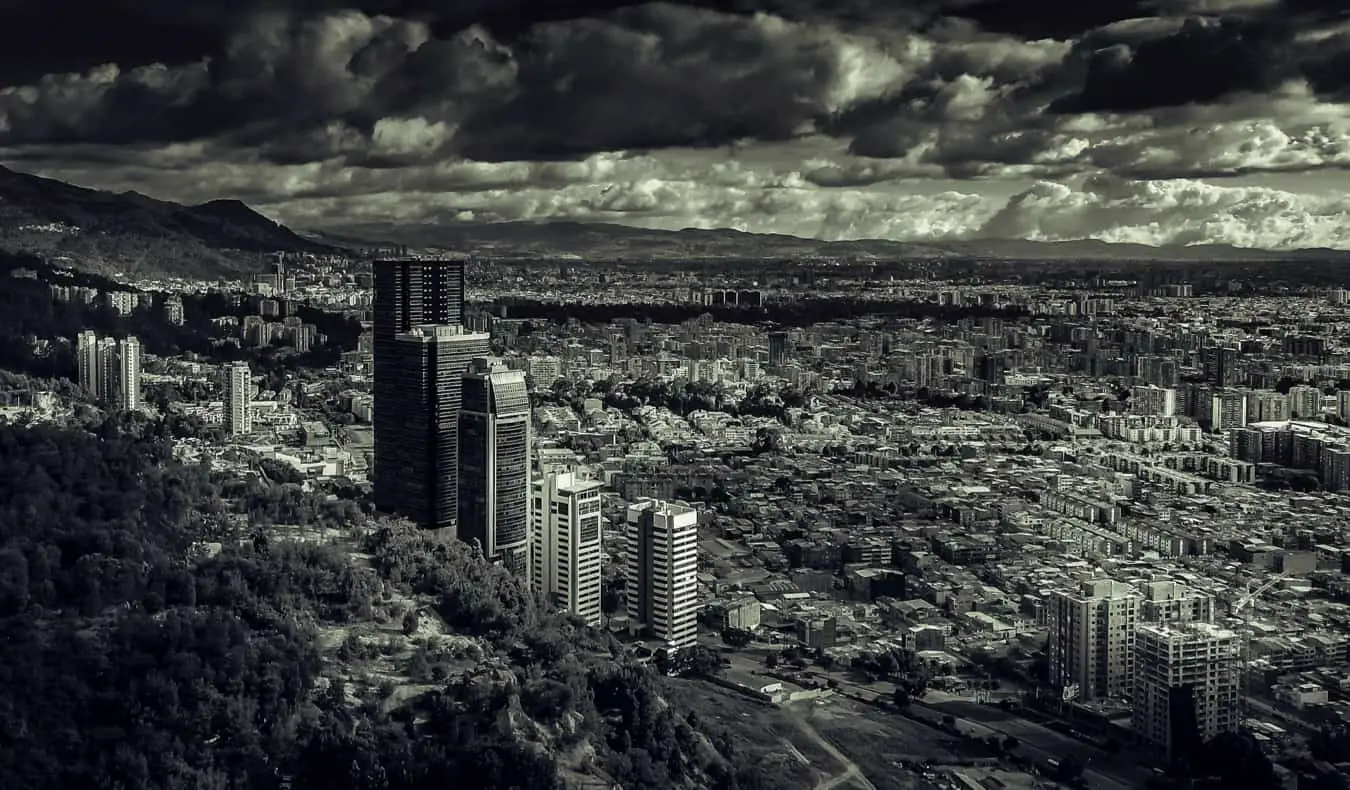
top-left (311, 219), bottom-right (1350, 262)
top-left (0, 164), bottom-right (340, 278)
top-left (3, 163), bottom-right (1348, 277)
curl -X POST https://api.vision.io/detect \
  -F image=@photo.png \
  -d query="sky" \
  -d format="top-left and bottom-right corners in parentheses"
top-left (2, 0), bottom-right (1349, 249)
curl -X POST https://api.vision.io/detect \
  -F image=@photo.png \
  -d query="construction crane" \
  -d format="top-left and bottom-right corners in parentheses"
top-left (1232, 570), bottom-right (1289, 719)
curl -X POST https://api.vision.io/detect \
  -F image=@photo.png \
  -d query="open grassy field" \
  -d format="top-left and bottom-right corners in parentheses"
top-left (664, 678), bottom-right (841, 788)
top-left (792, 695), bottom-right (977, 790)
top-left (663, 676), bottom-right (999, 790)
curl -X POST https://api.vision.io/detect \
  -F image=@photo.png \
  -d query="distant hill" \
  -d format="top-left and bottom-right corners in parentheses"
top-left (4, 161), bottom-right (1343, 278)
top-left (311, 219), bottom-right (1350, 262)
top-left (0, 165), bottom-right (343, 279)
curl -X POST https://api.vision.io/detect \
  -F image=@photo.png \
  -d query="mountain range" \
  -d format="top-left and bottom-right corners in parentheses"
top-left (0, 164), bottom-right (337, 278)
top-left (315, 220), bottom-right (1350, 264)
top-left (2, 163), bottom-right (1347, 279)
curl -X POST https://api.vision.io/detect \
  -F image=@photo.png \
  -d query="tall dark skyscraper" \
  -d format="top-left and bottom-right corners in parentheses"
top-left (458, 357), bottom-right (531, 576)
top-left (373, 258), bottom-right (467, 513)
top-left (380, 324), bottom-right (490, 529)
top-left (768, 331), bottom-right (790, 367)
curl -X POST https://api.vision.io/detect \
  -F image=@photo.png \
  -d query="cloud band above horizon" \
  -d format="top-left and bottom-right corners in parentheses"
top-left (3, 0), bottom-right (1349, 250)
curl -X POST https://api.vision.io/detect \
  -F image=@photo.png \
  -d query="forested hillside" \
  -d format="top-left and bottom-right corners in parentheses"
top-left (0, 250), bottom-right (361, 382)
top-left (0, 413), bottom-right (787, 790)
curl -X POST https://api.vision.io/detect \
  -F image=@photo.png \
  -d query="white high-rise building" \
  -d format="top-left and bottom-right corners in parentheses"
top-left (1133, 622), bottom-right (1240, 756)
top-left (1047, 578), bottom-right (1141, 701)
top-left (532, 472), bottom-right (604, 626)
top-left (625, 499), bottom-right (699, 650)
top-left (117, 337), bottom-right (141, 411)
top-left (225, 362), bottom-right (253, 436)
top-left (1130, 385), bottom-right (1177, 417)
top-left (164, 294), bottom-right (184, 326)
top-left (76, 330), bottom-right (141, 408)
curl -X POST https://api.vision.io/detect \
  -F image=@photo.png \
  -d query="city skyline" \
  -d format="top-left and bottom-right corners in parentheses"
top-left (9, 247), bottom-right (1348, 789)
top-left (2, 1), bottom-right (1349, 249)
top-left (5, 6), bottom-right (1349, 770)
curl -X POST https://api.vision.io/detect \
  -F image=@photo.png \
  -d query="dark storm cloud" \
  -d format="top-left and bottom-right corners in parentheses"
top-left (0, 13), bottom-right (449, 149)
top-left (2, 2), bottom-right (926, 164)
top-left (1049, 18), bottom-right (1295, 113)
top-left (1301, 36), bottom-right (1350, 99)
top-left (940, 0), bottom-right (1155, 39)
top-left (455, 4), bottom-right (853, 160)
top-left (3, 0), bottom-right (1350, 183)
top-left (0, 0), bottom-right (1132, 85)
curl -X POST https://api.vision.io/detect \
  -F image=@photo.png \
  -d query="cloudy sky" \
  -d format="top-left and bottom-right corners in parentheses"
top-left (2, 0), bottom-right (1350, 249)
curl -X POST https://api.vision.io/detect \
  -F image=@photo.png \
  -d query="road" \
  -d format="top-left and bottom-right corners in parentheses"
top-left (787, 708), bottom-right (877, 790)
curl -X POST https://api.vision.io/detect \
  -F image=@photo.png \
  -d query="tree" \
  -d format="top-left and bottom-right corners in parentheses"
top-left (1190, 732), bottom-right (1279, 790)
top-left (721, 627), bottom-right (752, 648)
top-left (1055, 754), bottom-right (1086, 783)
top-left (601, 582), bottom-right (623, 624)
top-left (892, 688), bottom-right (910, 708)
top-left (0, 405), bottom-right (782, 790)
top-left (258, 457), bottom-right (305, 485)
top-left (680, 646), bottom-right (723, 677)
top-left (764, 653), bottom-right (780, 669)
top-left (1002, 736), bottom-right (1020, 753)
top-left (406, 644), bottom-right (432, 681)
top-left (402, 609), bottom-right (420, 636)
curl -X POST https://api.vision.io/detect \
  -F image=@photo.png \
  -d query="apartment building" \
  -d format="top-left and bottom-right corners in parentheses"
top-left (1047, 578), bottom-right (1141, 701)
top-left (1139, 580), bottom-right (1215, 625)
top-left (1133, 622), bottom-right (1241, 756)
top-left (626, 499), bottom-right (699, 650)
top-left (224, 362), bottom-right (253, 436)
top-left (532, 472), bottom-right (604, 626)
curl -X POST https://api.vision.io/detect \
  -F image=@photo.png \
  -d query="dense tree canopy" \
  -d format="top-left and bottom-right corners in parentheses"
top-left (0, 412), bottom-right (779, 790)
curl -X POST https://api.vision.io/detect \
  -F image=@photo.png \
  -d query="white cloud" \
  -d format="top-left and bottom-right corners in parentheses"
top-left (12, 137), bottom-right (1350, 250)
top-left (250, 166), bottom-right (1350, 251)
top-left (5, 5), bottom-right (1350, 252)
top-left (370, 117), bottom-right (455, 157)
top-left (982, 176), bottom-right (1350, 248)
